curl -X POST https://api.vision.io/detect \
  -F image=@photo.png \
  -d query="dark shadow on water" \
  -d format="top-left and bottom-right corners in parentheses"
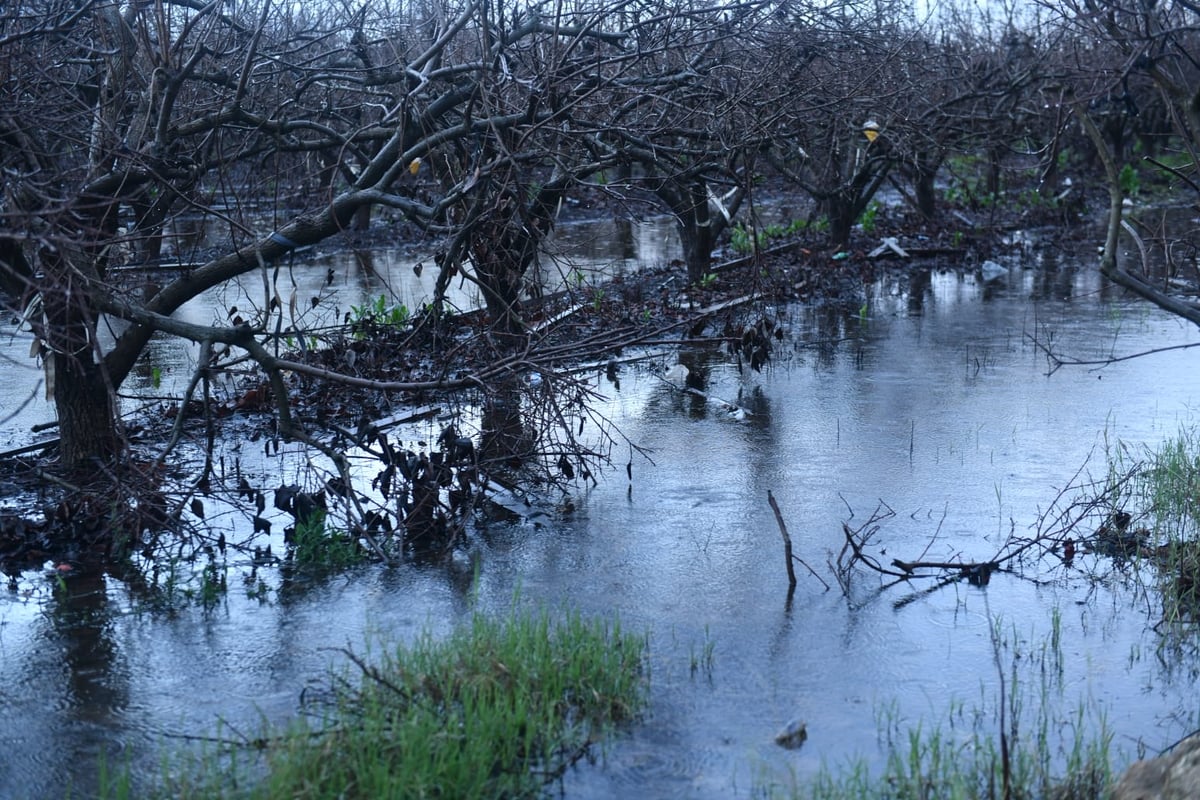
top-left (9, 570), bottom-right (132, 799)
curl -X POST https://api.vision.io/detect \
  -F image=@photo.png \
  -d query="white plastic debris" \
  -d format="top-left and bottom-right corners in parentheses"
top-left (664, 363), bottom-right (689, 384)
top-left (980, 260), bottom-right (1008, 282)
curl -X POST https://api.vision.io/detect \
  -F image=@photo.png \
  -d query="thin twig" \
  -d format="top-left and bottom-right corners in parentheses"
top-left (768, 490), bottom-right (797, 593)
top-left (770, 492), bottom-right (832, 591)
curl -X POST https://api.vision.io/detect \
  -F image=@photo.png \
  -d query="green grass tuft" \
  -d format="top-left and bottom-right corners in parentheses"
top-left (151, 604), bottom-right (647, 799)
top-left (762, 617), bottom-right (1114, 800)
top-left (287, 511), bottom-right (365, 568)
top-left (1110, 426), bottom-right (1200, 623)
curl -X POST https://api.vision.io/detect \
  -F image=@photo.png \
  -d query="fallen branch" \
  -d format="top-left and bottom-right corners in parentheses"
top-left (890, 557), bottom-right (1001, 586)
top-left (0, 438), bottom-right (58, 460)
top-left (768, 491), bottom-right (830, 593)
top-left (769, 490), bottom-right (797, 592)
top-left (840, 516), bottom-right (1003, 585)
top-left (840, 521), bottom-right (909, 579)
top-left (890, 557), bottom-right (996, 573)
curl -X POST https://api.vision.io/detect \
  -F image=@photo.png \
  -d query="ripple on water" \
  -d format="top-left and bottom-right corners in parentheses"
top-left (925, 605), bottom-right (991, 629)
top-left (561, 727), bottom-right (739, 799)
top-left (0, 723), bottom-right (130, 800)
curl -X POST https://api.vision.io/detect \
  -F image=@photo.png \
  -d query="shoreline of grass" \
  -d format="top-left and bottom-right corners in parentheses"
top-left (764, 616), bottom-right (1117, 800)
top-left (118, 604), bottom-right (647, 799)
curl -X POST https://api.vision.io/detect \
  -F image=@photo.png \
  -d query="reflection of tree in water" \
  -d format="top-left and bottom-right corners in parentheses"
top-left (657, 350), bottom-right (708, 418)
top-left (397, 370), bottom-right (620, 555)
top-left (906, 268), bottom-right (933, 316)
top-left (481, 382), bottom-right (536, 469)
top-left (613, 218), bottom-right (638, 262)
top-left (1030, 250), bottom-right (1078, 303)
top-left (656, 347), bottom-right (775, 425)
top-left (800, 304), bottom-right (858, 372)
top-left (45, 571), bottom-right (128, 794)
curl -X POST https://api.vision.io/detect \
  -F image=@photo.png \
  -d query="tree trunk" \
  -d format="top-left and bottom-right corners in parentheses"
top-left (469, 177), bottom-right (567, 335)
top-left (658, 175), bottom-right (723, 284)
top-left (679, 218), bottom-right (716, 284)
top-left (986, 147), bottom-right (1002, 199)
top-left (826, 195), bottom-right (856, 247)
top-left (53, 353), bottom-right (120, 468)
top-left (825, 155), bottom-right (892, 247)
top-left (914, 173), bottom-right (938, 219)
top-left (905, 149), bottom-right (943, 220)
top-left (40, 246), bottom-right (122, 468)
top-left (471, 214), bottom-right (527, 336)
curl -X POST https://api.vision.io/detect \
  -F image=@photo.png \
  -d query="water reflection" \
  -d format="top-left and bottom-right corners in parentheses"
top-left (3, 231), bottom-right (1200, 797)
top-left (56, 573), bottom-right (125, 723)
top-left (0, 572), bottom-right (128, 799)
top-left (905, 267), bottom-right (933, 316)
top-left (0, 325), bottom-right (49, 447)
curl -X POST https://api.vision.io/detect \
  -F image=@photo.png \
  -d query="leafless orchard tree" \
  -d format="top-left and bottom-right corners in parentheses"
top-left (890, 8), bottom-right (1059, 219)
top-left (1, 0), bottom-right (390, 467)
top-left (0, 0), bottom-right (808, 557)
top-left (425, 0), bottom-right (790, 290)
top-left (0, 1), bottom-right (686, 468)
top-left (2, 0), bottom-right (1116, 556)
top-left (757, 1), bottom-right (930, 246)
top-left (754, 1), bottom-right (1063, 242)
top-left (1046, 0), bottom-right (1200, 328)
top-left (587, 2), bottom-right (776, 283)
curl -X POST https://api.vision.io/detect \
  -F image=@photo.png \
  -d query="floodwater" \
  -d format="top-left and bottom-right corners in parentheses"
top-left (1, 217), bottom-right (1199, 799)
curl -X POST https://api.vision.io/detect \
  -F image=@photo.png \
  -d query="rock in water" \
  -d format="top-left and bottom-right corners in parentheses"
top-left (664, 363), bottom-right (689, 384)
top-left (1111, 734), bottom-right (1200, 800)
top-left (774, 719), bottom-right (807, 749)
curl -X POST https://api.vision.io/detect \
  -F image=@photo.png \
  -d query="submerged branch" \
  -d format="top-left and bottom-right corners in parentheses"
top-left (769, 490), bottom-right (797, 593)
top-left (1029, 332), bottom-right (1200, 374)
top-left (835, 446), bottom-right (1152, 600)
top-left (768, 490), bottom-right (829, 593)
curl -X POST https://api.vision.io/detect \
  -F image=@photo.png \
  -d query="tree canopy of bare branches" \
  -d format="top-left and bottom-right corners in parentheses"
top-left (11, 0), bottom-right (1191, 557)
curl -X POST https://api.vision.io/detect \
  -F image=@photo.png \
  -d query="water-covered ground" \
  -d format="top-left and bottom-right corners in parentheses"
top-left (1, 224), bottom-right (1199, 798)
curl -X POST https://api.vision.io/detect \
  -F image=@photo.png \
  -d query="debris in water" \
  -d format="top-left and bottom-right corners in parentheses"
top-left (981, 260), bottom-right (1008, 282)
top-left (774, 719), bottom-right (808, 749)
top-left (664, 363), bottom-right (689, 384)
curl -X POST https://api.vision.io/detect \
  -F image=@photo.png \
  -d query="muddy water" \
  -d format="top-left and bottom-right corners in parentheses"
top-left (2, 225), bottom-right (1200, 798)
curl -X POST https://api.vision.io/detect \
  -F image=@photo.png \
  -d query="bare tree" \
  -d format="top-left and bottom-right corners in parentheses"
top-left (889, 10), bottom-right (1055, 219)
top-left (5, 0), bottom-right (1125, 562)
top-left (1048, 0), bottom-right (1200, 327)
top-left (758, 1), bottom-right (918, 246)
top-left (0, 0), bottom-right (815, 565)
top-left (0, 0), bottom-right (648, 468)
top-left (594, 2), bottom-right (774, 283)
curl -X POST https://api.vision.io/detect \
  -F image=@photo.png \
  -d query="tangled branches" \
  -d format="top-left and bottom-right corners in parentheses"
top-left (831, 449), bottom-right (1161, 605)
